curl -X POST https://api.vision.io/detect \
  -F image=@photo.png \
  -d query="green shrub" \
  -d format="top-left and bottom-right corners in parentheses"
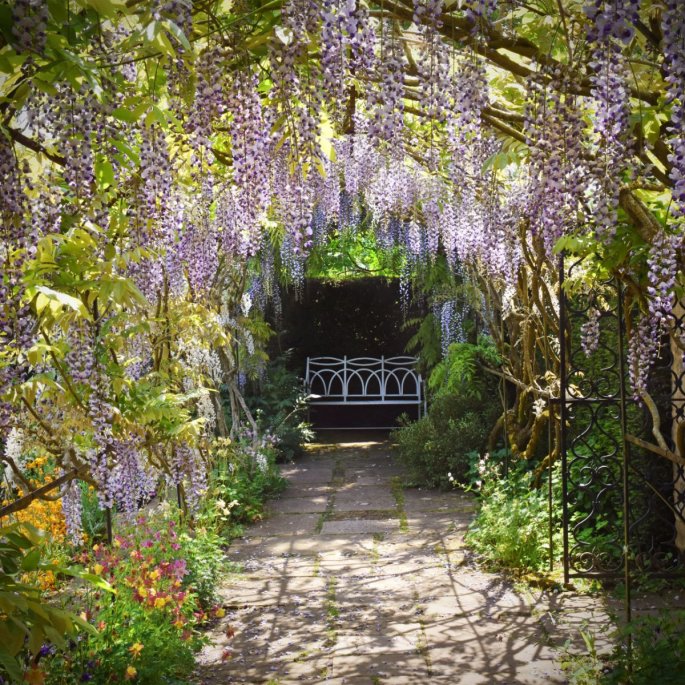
top-left (201, 436), bottom-right (286, 539)
top-left (394, 393), bottom-right (495, 487)
top-left (605, 611), bottom-right (685, 684)
top-left (393, 337), bottom-right (502, 488)
top-left (562, 611), bottom-right (685, 685)
top-left (465, 457), bottom-right (562, 572)
top-left (178, 525), bottom-right (226, 607)
top-left (246, 356), bottom-right (313, 461)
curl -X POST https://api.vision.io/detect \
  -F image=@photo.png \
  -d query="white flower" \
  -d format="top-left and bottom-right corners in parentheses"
top-left (255, 452), bottom-right (268, 473)
top-left (241, 292), bottom-right (253, 316)
top-left (4, 427), bottom-right (25, 468)
top-left (533, 398), bottom-right (547, 418)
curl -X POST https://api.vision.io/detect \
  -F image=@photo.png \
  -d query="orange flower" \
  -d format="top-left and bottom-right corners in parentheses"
top-left (24, 668), bottom-right (45, 684)
top-left (124, 665), bottom-right (137, 680)
top-left (129, 643), bottom-right (144, 658)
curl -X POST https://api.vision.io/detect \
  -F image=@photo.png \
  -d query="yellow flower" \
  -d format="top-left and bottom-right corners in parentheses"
top-left (93, 564), bottom-right (104, 575)
top-left (148, 569), bottom-right (160, 581)
top-left (154, 597), bottom-right (167, 609)
top-left (137, 587), bottom-right (148, 598)
top-left (215, 608), bottom-right (226, 618)
top-left (124, 665), bottom-right (137, 680)
top-left (129, 643), bottom-right (144, 658)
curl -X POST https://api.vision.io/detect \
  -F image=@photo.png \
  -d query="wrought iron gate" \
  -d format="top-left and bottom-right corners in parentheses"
top-left (558, 254), bottom-right (685, 601)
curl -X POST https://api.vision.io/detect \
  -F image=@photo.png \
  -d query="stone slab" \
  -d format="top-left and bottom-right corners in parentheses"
top-left (333, 496), bottom-right (397, 512)
top-left (402, 489), bottom-right (477, 513)
top-left (266, 496), bottom-right (329, 514)
top-left (321, 519), bottom-right (397, 535)
top-left (278, 484), bottom-right (334, 499)
top-left (250, 512), bottom-right (320, 536)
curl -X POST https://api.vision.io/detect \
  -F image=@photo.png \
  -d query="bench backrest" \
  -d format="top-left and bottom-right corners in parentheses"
top-left (305, 356), bottom-right (423, 404)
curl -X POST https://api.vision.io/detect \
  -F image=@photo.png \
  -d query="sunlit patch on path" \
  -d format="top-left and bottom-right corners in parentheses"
top-left (195, 438), bottom-right (611, 684)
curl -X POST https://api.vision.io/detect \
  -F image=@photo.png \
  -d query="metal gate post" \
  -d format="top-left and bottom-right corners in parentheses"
top-left (558, 254), bottom-right (570, 585)
top-left (616, 281), bottom-right (633, 662)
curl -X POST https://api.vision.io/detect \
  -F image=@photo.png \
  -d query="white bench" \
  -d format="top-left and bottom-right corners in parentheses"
top-left (305, 356), bottom-right (426, 429)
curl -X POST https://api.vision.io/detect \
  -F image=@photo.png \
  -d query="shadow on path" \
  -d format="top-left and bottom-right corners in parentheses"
top-left (195, 436), bottom-right (612, 684)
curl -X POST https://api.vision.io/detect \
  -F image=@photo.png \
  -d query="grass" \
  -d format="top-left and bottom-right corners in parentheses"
top-left (390, 476), bottom-right (409, 533)
top-left (324, 576), bottom-right (339, 647)
top-left (315, 494), bottom-right (335, 533)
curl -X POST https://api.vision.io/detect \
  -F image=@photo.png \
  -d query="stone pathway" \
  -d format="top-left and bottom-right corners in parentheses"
top-left (196, 438), bottom-right (612, 684)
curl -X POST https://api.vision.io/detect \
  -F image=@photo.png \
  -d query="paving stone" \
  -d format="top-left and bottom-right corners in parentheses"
top-left (333, 495), bottom-right (397, 512)
top-left (279, 466), bottom-right (334, 484)
top-left (219, 575), bottom-right (327, 606)
top-left (278, 483), bottom-right (334, 498)
top-left (335, 484), bottom-right (394, 500)
top-left (250, 512), bottom-right (320, 536)
top-left (321, 518), bottom-right (397, 535)
top-left (402, 488), bottom-right (477, 513)
top-left (266, 496), bottom-right (329, 514)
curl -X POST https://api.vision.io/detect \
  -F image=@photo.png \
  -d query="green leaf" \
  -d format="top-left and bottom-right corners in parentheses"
top-left (0, 620), bottom-right (25, 658)
top-left (80, 0), bottom-right (126, 18)
top-left (71, 572), bottom-right (116, 594)
top-left (33, 286), bottom-right (89, 318)
top-left (28, 623), bottom-right (44, 656)
top-left (95, 158), bottom-right (115, 187)
top-left (20, 548), bottom-right (41, 572)
top-left (0, 647), bottom-right (22, 682)
top-left (165, 19), bottom-right (192, 51)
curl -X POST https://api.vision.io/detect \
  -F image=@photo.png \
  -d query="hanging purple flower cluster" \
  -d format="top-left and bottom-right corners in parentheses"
top-left (60, 477), bottom-right (83, 544)
top-left (646, 230), bottom-right (680, 329)
top-left (180, 215), bottom-right (220, 297)
top-left (464, 0), bottom-right (498, 26)
top-left (413, 0), bottom-right (451, 130)
top-left (186, 46), bottom-right (228, 150)
top-left (585, 1), bottom-right (633, 238)
top-left (662, 0), bottom-right (685, 213)
top-left (109, 438), bottom-right (157, 518)
top-left (320, 0), bottom-right (375, 117)
top-left (139, 124), bottom-right (173, 222)
top-left (224, 70), bottom-right (273, 258)
top-left (580, 307), bottom-right (601, 356)
top-left (11, 0), bottom-right (48, 55)
top-left (448, 54), bottom-right (488, 169)
top-left (170, 443), bottom-right (207, 511)
top-left (320, 0), bottom-right (347, 111)
top-left (440, 300), bottom-right (465, 357)
top-left (584, 0), bottom-right (639, 44)
top-left (524, 67), bottom-right (587, 251)
top-left (59, 88), bottom-right (98, 202)
top-left (367, 29), bottom-right (405, 152)
top-left (627, 314), bottom-right (660, 399)
top-left (270, 0), bottom-right (322, 165)
top-left (0, 133), bottom-right (33, 433)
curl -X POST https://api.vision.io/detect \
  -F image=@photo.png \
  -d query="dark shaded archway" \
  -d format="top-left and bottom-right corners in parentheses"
top-left (273, 277), bottom-right (425, 429)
